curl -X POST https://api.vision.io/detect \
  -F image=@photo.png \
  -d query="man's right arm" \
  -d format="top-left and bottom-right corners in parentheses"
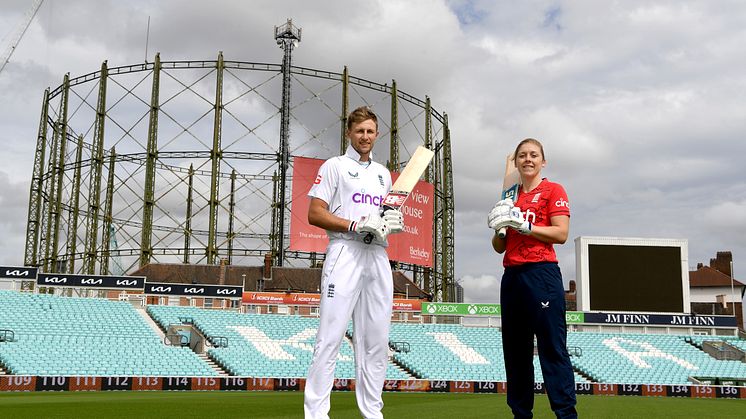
top-left (308, 197), bottom-right (353, 232)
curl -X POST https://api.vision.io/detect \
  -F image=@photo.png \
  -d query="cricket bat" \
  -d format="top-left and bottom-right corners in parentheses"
top-left (497, 153), bottom-right (520, 239)
top-left (364, 145), bottom-right (435, 244)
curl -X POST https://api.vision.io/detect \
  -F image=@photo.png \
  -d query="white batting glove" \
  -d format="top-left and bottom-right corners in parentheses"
top-left (488, 198), bottom-right (514, 230)
top-left (382, 208), bottom-right (404, 234)
top-left (350, 212), bottom-right (390, 243)
top-left (494, 206), bottom-right (531, 235)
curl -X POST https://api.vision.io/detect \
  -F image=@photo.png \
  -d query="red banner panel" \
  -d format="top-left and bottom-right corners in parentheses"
top-left (246, 377), bottom-right (275, 391)
top-left (0, 376), bottom-right (35, 391)
top-left (289, 156), bottom-right (434, 267)
top-left (289, 157), bottom-right (328, 253)
top-left (392, 299), bottom-right (421, 312)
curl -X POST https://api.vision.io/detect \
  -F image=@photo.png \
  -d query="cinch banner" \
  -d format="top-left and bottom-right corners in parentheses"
top-left (289, 156), bottom-right (434, 266)
top-left (243, 292), bottom-right (421, 312)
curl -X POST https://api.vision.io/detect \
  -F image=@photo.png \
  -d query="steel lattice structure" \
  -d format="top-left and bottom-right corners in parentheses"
top-left (24, 22), bottom-right (456, 301)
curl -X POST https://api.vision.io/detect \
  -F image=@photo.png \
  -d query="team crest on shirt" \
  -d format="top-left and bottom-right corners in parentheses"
top-left (378, 175), bottom-right (384, 186)
top-left (327, 284), bottom-right (335, 298)
top-left (348, 171), bottom-right (359, 179)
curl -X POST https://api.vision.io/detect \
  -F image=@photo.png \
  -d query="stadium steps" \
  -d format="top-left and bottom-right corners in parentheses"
top-left (198, 352), bottom-right (230, 377)
top-left (137, 307), bottom-right (166, 340)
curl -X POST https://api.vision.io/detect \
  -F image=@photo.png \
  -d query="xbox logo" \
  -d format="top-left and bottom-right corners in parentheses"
top-left (427, 304), bottom-right (437, 314)
top-left (468, 304), bottom-right (477, 315)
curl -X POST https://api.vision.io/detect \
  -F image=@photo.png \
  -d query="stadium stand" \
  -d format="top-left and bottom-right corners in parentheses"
top-left (147, 305), bottom-right (411, 379)
top-left (0, 290), bottom-right (216, 376)
top-left (2, 289), bottom-right (746, 386)
top-left (390, 323), bottom-right (588, 383)
top-left (568, 332), bottom-right (746, 385)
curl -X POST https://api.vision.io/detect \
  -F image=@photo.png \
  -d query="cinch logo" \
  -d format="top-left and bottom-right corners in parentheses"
top-left (81, 278), bottom-right (103, 285)
top-left (352, 192), bottom-right (383, 207)
top-left (184, 287), bottom-right (205, 294)
top-left (217, 289), bottom-right (237, 295)
top-left (151, 286), bottom-right (171, 292)
top-left (4, 269), bottom-right (30, 277)
top-left (43, 277), bottom-right (68, 284)
top-left (117, 279), bottom-right (137, 286)
top-left (555, 198), bottom-right (569, 209)
top-left (314, 174), bottom-right (322, 185)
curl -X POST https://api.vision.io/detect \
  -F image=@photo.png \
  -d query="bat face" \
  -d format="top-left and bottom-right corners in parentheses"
top-left (363, 145), bottom-right (434, 244)
top-left (390, 146), bottom-right (435, 193)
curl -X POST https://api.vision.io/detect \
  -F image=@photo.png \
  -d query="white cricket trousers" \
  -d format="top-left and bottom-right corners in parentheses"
top-left (304, 239), bottom-right (394, 419)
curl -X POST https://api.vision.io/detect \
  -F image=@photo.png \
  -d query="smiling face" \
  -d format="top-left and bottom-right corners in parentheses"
top-left (347, 118), bottom-right (379, 161)
top-left (514, 138), bottom-right (546, 179)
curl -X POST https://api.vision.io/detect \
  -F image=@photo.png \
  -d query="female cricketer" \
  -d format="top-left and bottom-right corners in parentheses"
top-left (488, 138), bottom-right (578, 419)
top-left (304, 106), bottom-right (404, 419)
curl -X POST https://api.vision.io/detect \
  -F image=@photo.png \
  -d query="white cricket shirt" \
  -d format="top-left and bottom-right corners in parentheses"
top-left (308, 146), bottom-right (392, 243)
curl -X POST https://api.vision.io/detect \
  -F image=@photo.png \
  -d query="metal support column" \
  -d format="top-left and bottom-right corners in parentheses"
top-left (340, 66), bottom-right (349, 154)
top-left (389, 80), bottom-right (399, 171)
top-left (84, 61), bottom-right (108, 274)
top-left (207, 52), bottom-right (224, 265)
top-left (227, 169), bottom-right (236, 265)
top-left (66, 135), bottom-right (84, 273)
top-left (140, 53), bottom-right (160, 267)
top-left (183, 164), bottom-right (193, 264)
top-left (49, 74), bottom-right (70, 273)
top-left (441, 115), bottom-right (455, 301)
top-left (101, 148), bottom-right (116, 275)
top-left (24, 89), bottom-right (49, 267)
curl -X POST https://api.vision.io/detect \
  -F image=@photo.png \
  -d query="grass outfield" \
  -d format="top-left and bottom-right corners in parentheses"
top-left (0, 391), bottom-right (744, 418)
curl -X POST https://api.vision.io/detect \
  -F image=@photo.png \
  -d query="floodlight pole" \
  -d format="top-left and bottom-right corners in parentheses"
top-left (274, 19), bottom-right (301, 267)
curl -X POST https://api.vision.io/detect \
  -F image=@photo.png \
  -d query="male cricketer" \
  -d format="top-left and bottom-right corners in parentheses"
top-left (303, 106), bottom-right (405, 419)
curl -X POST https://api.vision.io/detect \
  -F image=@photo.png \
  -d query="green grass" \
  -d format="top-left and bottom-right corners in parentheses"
top-left (0, 391), bottom-right (743, 418)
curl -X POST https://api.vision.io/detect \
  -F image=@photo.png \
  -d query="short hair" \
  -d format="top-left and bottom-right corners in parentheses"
top-left (513, 138), bottom-right (545, 162)
top-left (346, 106), bottom-right (378, 131)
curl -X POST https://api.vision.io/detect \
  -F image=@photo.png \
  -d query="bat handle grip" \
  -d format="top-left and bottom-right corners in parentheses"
top-left (362, 205), bottom-right (394, 244)
top-left (497, 226), bottom-right (508, 239)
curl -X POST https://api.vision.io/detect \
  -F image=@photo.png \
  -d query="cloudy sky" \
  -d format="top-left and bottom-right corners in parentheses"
top-left (1, 0), bottom-right (745, 308)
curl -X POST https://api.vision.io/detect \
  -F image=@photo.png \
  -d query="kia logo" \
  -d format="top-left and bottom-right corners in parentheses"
top-left (117, 280), bottom-right (137, 286)
top-left (184, 287), bottom-right (204, 294)
top-left (5, 270), bottom-right (30, 277)
top-left (81, 279), bottom-right (103, 285)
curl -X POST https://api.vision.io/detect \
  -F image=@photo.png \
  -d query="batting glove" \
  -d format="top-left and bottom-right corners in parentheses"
top-left (382, 208), bottom-right (405, 234)
top-left (350, 212), bottom-right (390, 243)
top-left (488, 198), bottom-right (514, 230)
top-left (492, 206), bottom-right (531, 235)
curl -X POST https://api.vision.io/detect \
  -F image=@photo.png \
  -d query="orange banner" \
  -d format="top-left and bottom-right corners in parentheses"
top-left (243, 292), bottom-right (421, 311)
top-left (289, 156), bottom-right (434, 267)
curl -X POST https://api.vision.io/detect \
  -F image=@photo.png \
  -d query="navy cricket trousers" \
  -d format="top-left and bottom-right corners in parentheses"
top-left (501, 262), bottom-right (577, 419)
